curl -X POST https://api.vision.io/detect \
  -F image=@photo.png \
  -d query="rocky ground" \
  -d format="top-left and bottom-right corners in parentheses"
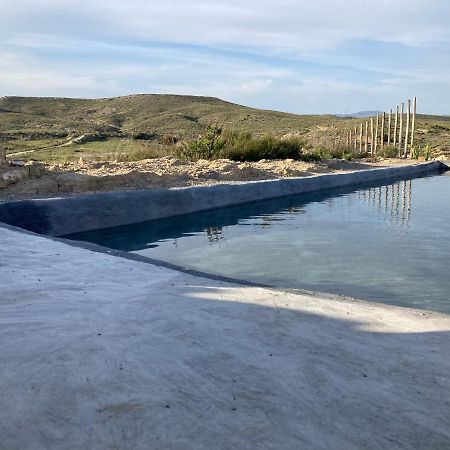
top-left (0, 157), bottom-right (423, 201)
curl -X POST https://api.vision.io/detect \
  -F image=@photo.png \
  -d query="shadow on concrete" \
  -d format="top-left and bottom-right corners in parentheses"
top-left (1, 262), bottom-right (450, 449)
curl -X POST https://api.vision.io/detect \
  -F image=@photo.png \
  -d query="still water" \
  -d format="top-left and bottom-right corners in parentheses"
top-left (66, 172), bottom-right (450, 314)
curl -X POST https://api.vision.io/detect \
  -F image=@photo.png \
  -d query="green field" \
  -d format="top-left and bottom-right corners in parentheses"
top-left (1, 94), bottom-right (449, 163)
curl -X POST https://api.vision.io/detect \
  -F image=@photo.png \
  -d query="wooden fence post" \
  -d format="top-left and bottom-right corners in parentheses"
top-left (410, 96), bottom-right (417, 150)
top-left (365, 121), bottom-right (369, 153)
top-left (374, 115), bottom-right (379, 155)
top-left (398, 102), bottom-right (404, 157)
top-left (354, 126), bottom-right (357, 151)
top-left (388, 108), bottom-right (392, 146)
top-left (393, 105), bottom-right (398, 147)
top-left (370, 117), bottom-right (374, 155)
top-left (381, 112), bottom-right (385, 150)
top-left (404, 99), bottom-right (411, 158)
top-left (359, 123), bottom-right (363, 153)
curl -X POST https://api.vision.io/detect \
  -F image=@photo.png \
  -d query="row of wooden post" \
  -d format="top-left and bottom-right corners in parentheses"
top-left (343, 97), bottom-right (417, 157)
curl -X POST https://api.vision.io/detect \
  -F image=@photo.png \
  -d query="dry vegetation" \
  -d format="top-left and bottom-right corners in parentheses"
top-left (0, 94), bottom-right (449, 199)
top-left (1, 94), bottom-right (449, 164)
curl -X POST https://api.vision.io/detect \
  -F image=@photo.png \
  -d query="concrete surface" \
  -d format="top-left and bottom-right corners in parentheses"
top-left (0, 161), bottom-right (444, 236)
top-left (1, 227), bottom-right (450, 450)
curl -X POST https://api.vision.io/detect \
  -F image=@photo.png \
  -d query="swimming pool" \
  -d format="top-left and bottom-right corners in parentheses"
top-left (66, 171), bottom-right (450, 314)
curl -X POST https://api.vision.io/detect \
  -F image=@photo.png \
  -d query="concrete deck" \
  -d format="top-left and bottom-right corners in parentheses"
top-left (1, 227), bottom-right (450, 449)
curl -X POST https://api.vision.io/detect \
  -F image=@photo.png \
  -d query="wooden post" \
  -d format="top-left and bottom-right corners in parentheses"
top-left (359, 123), bottom-right (363, 154)
top-left (381, 112), bottom-right (385, 150)
top-left (370, 117), bottom-right (374, 155)
top-left (354, 126), bottom-right (357, 151)
top-left (365, 121), bottom-right (368, 153)
top-left (374, 115), bottom-right (379, 155)
top-left (349, 129), bottom-right (352, 149)
top-left (387, 108), bottom-right (392, 146)
top-left (393, 105), bottom-right (398, 147)
top-left (404, 99), bottom-right (411, 158)
top-left (398, 102), bottom-right (404, 157)
top-left (410, 96), bottom-right (417, 150)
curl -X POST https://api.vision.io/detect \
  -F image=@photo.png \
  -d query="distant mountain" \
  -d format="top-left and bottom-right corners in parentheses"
top-left (336, 111), bottom-right (383, 119)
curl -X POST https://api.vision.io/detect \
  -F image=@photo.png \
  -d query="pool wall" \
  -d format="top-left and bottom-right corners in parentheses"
top-left (0, 161), bottom-right (446, 236)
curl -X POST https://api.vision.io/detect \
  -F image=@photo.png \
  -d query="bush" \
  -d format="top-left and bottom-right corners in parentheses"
top-left (223, 133), bottom-right (304, 161)
top-left (175, 125), bottom-right (306, 161)
top-left (378, 145), bottom-right (398, 158)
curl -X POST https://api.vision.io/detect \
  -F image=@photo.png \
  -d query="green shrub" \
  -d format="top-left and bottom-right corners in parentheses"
top-left (421, 144), bottom-right (432, 161)
top-left (378, 145), bottom-right (398, 158)
top-left (223, 134), bottom-right (303, 161)
top-left (410, 146), bottom-right (419, 159)
top-left (175, 125), bottom-right (306, 161)
top-left (304, 147), bottom-right (331, 161)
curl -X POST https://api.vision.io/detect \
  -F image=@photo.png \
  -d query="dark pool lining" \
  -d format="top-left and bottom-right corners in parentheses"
top-left (62, 168), bottom-right (447, 251)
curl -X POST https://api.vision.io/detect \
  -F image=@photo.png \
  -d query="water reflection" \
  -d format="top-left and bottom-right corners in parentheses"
top-left (65, 175), bottom-right (422, 252)
top-left (206, 226), bottom-right (223, 242)
top-left (63, 172), bottom-right (450, 314)
top-left (358, 180), bottom-right (412, 228)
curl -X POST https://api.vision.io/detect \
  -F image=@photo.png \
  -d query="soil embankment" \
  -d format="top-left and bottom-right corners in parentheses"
top-left (0, 157), bottom-right (416, 201)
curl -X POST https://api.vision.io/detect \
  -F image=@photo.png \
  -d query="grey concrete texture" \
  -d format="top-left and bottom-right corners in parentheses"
top-left (0, 161), bottom-right (445, 236)
top-left (1, 227), bottom-right (450, 449)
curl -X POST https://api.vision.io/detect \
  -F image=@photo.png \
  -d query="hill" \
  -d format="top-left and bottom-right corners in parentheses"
top-left (0, 94), bottom-right (335, 140)
top-left (0, 94), bottom-right (449, 163)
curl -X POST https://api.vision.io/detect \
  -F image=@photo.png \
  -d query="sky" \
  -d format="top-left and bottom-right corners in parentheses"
top-left (0, 0), bottom-right (449, 114)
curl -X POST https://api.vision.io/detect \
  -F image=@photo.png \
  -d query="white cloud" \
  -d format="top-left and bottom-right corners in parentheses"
top-left (0, 0), bottom-right (448, 113)
top-left (1, 0), bottom-right (449, 54)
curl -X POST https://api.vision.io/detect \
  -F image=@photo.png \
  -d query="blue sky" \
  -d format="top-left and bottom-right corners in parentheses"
top-left (1, 0), bottom-right (449, 114)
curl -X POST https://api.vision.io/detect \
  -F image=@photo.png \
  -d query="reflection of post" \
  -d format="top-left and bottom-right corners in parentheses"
top-left (407, 180), bottom-right (412, 225)
top-left (401, 181), bottom-right (407, 225)
top-left (377, 186), bottom-right (382, 209)
top-left (384, 185), bottom-right (389, 212)
top-left (395, 182), bottom-right (400, 223)
top-left (390, 182), bottom-right (395, 224)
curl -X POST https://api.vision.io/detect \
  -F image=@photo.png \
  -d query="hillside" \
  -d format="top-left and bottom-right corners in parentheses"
top-left (0, 94), bottom-right (449, 163)
top-left (0, 94), bottom-right (335, 139)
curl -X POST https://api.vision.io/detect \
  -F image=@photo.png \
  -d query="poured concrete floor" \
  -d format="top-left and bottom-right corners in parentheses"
top-left (1, 226), bottom-right (450, 449)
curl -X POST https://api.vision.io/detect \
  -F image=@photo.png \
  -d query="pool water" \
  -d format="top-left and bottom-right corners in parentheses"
top-left (66, 172), bottom-right (450, 314)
